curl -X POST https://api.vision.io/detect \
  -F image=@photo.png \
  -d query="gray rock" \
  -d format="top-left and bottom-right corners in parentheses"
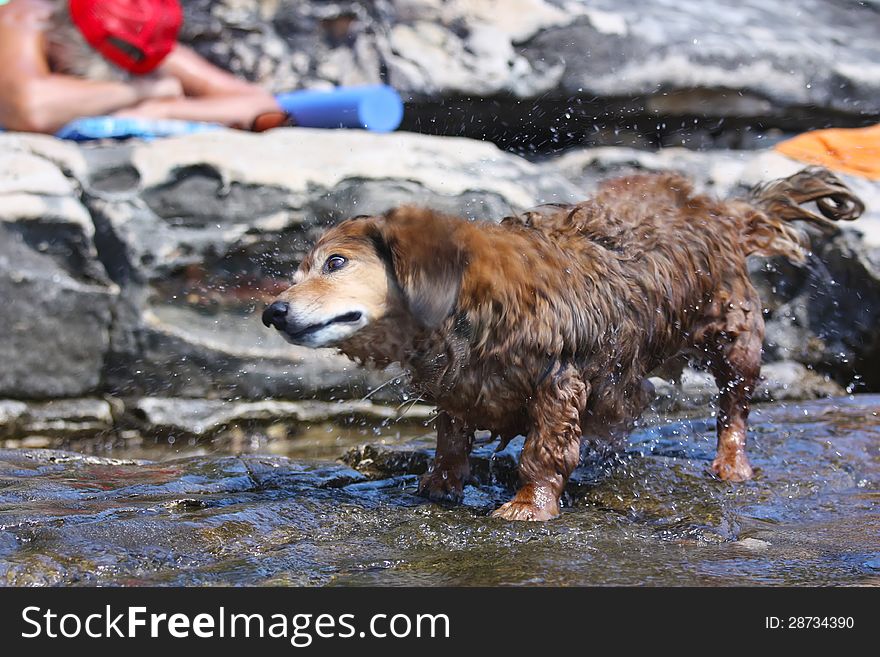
top-left (764, 230), bottom-right (880, 389)
top-left (649, 361), bottom-right (844, 413)
top-left (342, 440), bottom-right (436, 480)
top-left (0, 229), bottom-right (115, 399)
top-left (755, 361), bottom-right (845, 402)
top-left (521, 0), bottom-right (880, 114)
top-left (0, 135), bottom-right (116, 399)
top-left (17, 399), bottom-right (114, 438)
top-left (176, 1), bottom-right (880, 148)
top-left (100, 300), bottom-right (392, 399)
top-left (0, 134), bottom-right (106, 282)
top-left (0, 401), bottom-right (27, 438)
top-left (83, 129), bottom-right (576, 286)
top-left (0, 393), bottom-right (432, 447)
top-left (129, 396), bottom-right (434, 440)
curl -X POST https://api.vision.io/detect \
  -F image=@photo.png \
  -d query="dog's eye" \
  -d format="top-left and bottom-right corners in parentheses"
top-left (323, 255), bottom-right (348, 273)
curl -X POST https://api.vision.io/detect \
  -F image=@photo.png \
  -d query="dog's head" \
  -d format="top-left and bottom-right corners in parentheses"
top-left (262, 206), bottom-right (467, 349)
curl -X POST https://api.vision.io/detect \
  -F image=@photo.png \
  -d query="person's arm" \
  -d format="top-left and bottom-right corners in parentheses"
top-left (113, 44), bottom-right (281, 129)
top-left (0, 0), bottom-right (181, 133)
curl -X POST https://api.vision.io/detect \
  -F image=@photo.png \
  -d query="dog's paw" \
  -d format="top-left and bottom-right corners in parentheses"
top-left (491, 500), bottom-right (558, 522)
top-left (711, 452), bottom-right (754, 482)
top-left (418, 468), bottom-right (466, 504)
top-left (492, 485), bottom-right (560, 521)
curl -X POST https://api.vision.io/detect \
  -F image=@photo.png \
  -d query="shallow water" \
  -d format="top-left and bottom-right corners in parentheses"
top-left (0, 395), bottom-right (878, 586)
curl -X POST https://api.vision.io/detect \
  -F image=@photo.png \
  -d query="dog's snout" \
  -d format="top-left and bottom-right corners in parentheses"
top-left (262, 301), bottom-right (290, 329)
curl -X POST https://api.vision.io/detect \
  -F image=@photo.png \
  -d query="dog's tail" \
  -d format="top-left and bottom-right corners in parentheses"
top-left (740, 166), bottom-right (864, 262)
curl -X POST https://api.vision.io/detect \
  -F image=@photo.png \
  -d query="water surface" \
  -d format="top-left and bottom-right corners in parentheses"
top-left (1, 395), bottom-right (877, 586)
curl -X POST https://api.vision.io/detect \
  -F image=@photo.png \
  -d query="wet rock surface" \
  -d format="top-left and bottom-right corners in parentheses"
top-left (1, 395), bottom-right (877, 586)
top-left (0, 396), bottom-right (435, 460)
top-left (0, 360), bottom-right (840, 448)
top-left (0, 233), bottom-right (116, 399)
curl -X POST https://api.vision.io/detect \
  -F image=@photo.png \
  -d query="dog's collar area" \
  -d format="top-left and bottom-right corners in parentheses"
top-left (287, 311), bottom-right (363, 338)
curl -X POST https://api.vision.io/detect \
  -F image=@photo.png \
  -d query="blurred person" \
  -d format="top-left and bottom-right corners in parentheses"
top-left (0, 0), bottom-right (282, 133)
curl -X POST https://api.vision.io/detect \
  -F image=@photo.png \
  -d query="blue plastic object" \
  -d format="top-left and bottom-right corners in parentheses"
top-left (275, 84), bottom-right (403, 132)
top-left (54, 116), bottom-right (223, 141)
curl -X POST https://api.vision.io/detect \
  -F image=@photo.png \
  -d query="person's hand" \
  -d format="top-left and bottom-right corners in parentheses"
top-left (131, 74), bottom-right (184, 102)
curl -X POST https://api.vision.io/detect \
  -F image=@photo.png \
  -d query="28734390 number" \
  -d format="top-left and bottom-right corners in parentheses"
top-left (765, 617), bottom-right (854, 629)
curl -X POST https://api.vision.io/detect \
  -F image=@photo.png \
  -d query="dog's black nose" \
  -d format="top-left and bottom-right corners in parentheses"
top-left (262, 301), bottom-right (289, 329)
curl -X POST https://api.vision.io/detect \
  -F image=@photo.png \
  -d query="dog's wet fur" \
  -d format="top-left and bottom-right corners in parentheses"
top-left (263, 167), bottom-right (864, 521)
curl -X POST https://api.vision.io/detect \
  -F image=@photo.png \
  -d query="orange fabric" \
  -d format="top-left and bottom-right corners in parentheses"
top-left (775, 123), bottom-right (880, 180)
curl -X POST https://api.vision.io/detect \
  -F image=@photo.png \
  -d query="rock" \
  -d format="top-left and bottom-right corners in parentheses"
top-left (0, 135), bottom-right (116, 400)
top-left (0, 399), bottom-right (114, 441)
top-left (129, 397), bottom-right (434, 440)
top-left (100, 300), bottom-right (390, 399)
top-left (125, 129), bottom-right (575, 210)
top-left (0, 401), bottom-right (27, 438)
top-left (521, 0), bottom-right (879, 128)
top-left (648, 361), bottom-right (844, 412)
top-left (755, 361), bottom-right (844, 401)
top-left (0, 394), bottom-right (432, 446)
top-left (764, 230), bottom-right (880, 389)
top-left (0, 134), bottom-right (103, 281)
top-left (177, 1), bottom-right (880, 149)
top-left (83, 128), bottom-right (575, 286)
top-left (649, 369), bottom-right (716, 411)
top-left (733, 538), bottom-right (771, 551)
top-left (243, 455), bottom-right (367, 490)
top-left (17, 399), bottom-right (114, 438)
top-left (342, 440), bottom-right (435, 480)
top-left (0, 229), bottom-right (115, 399)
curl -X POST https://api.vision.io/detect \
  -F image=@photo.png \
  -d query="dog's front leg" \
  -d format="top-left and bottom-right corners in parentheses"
top-left (418, 412), bottom-right (473, 504)
top-left (493, 363), bottom-right (588, 521)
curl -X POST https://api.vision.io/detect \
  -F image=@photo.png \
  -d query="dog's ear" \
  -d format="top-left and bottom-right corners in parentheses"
top-left (368, 206), bottom-right (466, 328)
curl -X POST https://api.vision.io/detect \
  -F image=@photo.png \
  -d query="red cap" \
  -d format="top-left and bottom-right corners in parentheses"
top-left (68, 0), bottom-right (183, 75)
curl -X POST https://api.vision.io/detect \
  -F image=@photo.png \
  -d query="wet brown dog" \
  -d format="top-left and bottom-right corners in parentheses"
top-left (262, 167), bottom-right (863, 521)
